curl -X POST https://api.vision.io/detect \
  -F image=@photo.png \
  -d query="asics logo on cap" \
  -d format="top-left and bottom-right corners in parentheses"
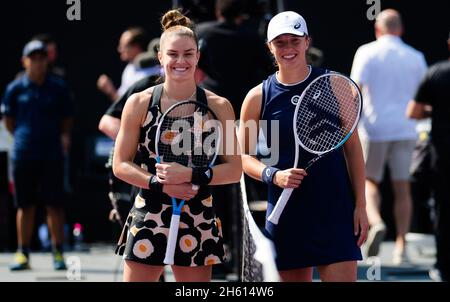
top-left (294, 23), bottom-right (301, 29)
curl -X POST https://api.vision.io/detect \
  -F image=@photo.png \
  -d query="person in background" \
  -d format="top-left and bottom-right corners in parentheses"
top-left (350, 9), bottom-right (427, 264)
top-left (97, 27), bottom-right (160, 102)
top-left (195, 0), bottom-right (274, 117)
top-left (1, 40), bottom-right (74, 271)
top-left (406, 35), bottom-right (450, 281)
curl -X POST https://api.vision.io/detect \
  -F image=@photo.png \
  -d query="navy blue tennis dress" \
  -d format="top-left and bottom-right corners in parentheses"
top-left (260, 66), bottom-right (362, 270)
top-left (115, 85), bottom-right (226, 267)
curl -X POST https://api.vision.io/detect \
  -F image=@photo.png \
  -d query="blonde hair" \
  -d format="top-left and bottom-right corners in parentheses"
top-left (160, 10), bottom-right (198, 51)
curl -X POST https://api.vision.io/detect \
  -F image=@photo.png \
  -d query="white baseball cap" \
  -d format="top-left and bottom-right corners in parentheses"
top-left (267, 11), bottom-right (309, 42)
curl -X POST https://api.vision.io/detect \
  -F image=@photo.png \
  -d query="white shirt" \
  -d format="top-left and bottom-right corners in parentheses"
top-left (351, 35), bottom-right (427, 141)
top-left (117, 63), bottom-right (161, 98)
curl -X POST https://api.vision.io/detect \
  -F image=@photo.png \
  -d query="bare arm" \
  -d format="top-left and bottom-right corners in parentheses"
top-left (239, 85), bottom-right (267, 181)
top-left (239, 85), bottom-right (306, 189)
top-left (97, 74), bottom-right (118, 102)
top-left (156, 92), bottom-right (243, 186)
top-left (98, 115), bottom-right (121, 140)
top-left (207, 92), bottom-right (242, 185)
top-left (343, 130), bottom-right (368, 246)
top-left (343, 131), bottom-right (366, 207)
top-left (4, 117), bottom-right (15, 134)
top-left (406, 100), bottom-right (432, 120)
top-left (61, 117), bottom-right (73, 154)
top-left (113, 91), bottom-right (198, 200)
top-left (112, 93), bottom-right (150, 188)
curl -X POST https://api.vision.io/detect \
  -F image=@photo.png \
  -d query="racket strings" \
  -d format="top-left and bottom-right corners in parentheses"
top-left (157, 102), bottom-right (219, 168)
top-left (296, 75), bottom-right (361, 153)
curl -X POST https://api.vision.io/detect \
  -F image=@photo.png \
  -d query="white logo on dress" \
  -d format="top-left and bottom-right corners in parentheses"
top-left (291, 95), bottom-right (301, 105)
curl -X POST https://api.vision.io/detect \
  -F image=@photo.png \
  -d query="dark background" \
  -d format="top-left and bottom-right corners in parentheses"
top-left (0, 0), bottom-right (449, 246)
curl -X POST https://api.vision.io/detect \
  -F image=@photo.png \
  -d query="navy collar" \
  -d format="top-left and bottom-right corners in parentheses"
top-left (21, 74), bottom-right (32, 88)
top-left (21, 73), bottom-right (49, 88)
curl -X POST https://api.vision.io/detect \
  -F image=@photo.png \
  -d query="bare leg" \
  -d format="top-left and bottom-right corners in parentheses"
top-left (172, 265), bottom-right (213, 282)
top-left (46, 206), bottom-right (65, 246)
top-left (17, 206), bottom-right (36, 248)
top-left (391, 180), bottom-right (412, 254)
top-left (364, 179), bottom-right (387, 257)
top-left (123, 260), bottom-right (165, 282)
top-left (317, 261), bottom-right (357, 282)
top-left (365, 179), bottom-right (383, 225)
top-left (279, 267), bottom-right (313, 282)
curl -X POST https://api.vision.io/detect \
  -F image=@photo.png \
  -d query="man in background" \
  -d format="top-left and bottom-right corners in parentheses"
top-left (97, 27), bottom-right (160, 102)
top-left (1, 40), bottom-right (74, 271)
top-left (351, 9), bottom-right (427, 264)
top-left (406, 35), bottom-right (450, 281)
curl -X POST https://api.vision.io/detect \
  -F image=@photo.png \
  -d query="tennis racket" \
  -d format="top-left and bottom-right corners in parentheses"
top-left (155, 100), bottom-right (221, 265)
top-left (267, 72), bottom-right (362, 225)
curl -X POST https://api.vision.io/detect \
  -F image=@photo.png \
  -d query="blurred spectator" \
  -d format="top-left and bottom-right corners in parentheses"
top-left (195, 0), bottom-right (274, 117)
top-left (1, 40), bottom-right (74, 271)
top-left (409, 118), bottom-right (434, 234)
top-left (99, 38), bottom-right (162, 227)
top-left (16, 33), bottom-right (66, 80)
top-left (0, 99), bottom-right (14, 251)
top-left (178, 0), bottom-right (216, 23)
top-left (32, 33), bottom-right (66, 78)
top-left (406, 35), bottom-right (450, 281)
top-left (350, 9), bottom-right (427, 264)
top-left (97, 27), bottom-right (160, 102)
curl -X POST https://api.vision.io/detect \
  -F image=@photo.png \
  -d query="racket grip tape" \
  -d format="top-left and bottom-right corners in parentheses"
top-left (267, 188), bottom-right (294, 225)
top-left (163, 214), bottom-right (181, 265)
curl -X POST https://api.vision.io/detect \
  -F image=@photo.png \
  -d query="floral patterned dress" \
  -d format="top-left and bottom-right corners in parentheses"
top-left (115, 91), bottom-right (226, 267)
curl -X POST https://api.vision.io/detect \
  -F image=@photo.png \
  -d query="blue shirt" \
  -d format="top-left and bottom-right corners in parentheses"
top-left (1, 74), bottom-right (74, 160)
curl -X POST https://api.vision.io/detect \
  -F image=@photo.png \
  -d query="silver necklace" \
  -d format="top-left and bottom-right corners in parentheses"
top-left (164, 87), bottom-right (196, 104)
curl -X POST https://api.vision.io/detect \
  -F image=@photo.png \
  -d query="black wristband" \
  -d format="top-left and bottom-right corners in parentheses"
top-left (148, 175), bottom-right (163, 192)
top-left (191, 167), bottom-right (213, 186)
top-left (261, 166), bottom-right (279, 185)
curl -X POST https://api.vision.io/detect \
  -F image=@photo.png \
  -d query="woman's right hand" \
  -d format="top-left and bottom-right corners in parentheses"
top-left (162, 183), bottom-right (199, 200)
top-left (273, 168), bottom-right (307, 189)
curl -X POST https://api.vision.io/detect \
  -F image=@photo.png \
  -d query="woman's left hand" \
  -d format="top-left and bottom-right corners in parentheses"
top-left (155, 162), bottom-right (192, 185)
top-left (354, 203), bottom-right (369, 247)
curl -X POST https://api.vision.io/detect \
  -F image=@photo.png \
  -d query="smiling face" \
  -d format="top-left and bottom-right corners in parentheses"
top-left (158, 33), bottom-right (199, 82)
top-left (268, 34), bottom-right (310, 69)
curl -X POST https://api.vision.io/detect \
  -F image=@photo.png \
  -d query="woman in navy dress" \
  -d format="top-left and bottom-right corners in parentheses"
top-left (239, 11), bottom-right (369, 281)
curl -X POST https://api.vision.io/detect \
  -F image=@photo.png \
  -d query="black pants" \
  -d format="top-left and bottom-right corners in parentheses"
top-left (432, 144), bottom-right (450, 280)
top-left (12, 159), bottom-right (64, 208)
top-left (108, 168), bottom-right (134, 227)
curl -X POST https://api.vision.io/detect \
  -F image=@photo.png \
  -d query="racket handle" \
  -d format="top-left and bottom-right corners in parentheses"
top-left (163, 214), bottom-right (181, 265)
top-left (267, 188), bottom-right (294, 225)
